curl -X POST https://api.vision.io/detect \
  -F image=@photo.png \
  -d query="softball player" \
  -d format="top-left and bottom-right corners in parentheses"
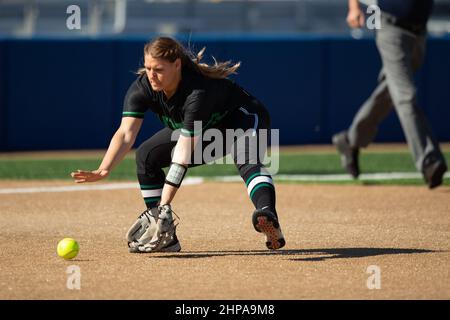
top-left (71, 36), bottom-right (285, 253)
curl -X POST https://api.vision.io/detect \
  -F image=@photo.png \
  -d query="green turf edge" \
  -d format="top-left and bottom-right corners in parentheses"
top-left (0, 152), bottom-right (449, 186)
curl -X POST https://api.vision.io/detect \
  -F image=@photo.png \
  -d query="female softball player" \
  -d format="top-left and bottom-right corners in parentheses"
top-left (71, 36), bottom-right (285, 253)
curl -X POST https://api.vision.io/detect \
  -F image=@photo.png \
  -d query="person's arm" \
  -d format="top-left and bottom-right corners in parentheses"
top-left (347, 0), bottom-right (365, 28)
top-left (159, 134), bottom-right (199, 205)
top-left (159, 90), bottom-right (206, 205)
top-left (71, 117), bottom-right (142, 183)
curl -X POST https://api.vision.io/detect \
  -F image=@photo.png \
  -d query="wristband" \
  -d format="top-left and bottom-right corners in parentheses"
top-left (165, 162), bottom-right (187, 188)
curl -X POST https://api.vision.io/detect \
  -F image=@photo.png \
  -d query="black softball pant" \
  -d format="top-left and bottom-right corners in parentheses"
top-left (135, 102), bottom-right (278, 216)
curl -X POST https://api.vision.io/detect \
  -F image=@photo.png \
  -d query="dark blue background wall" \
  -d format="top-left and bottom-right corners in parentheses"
top-left (0, 35), bottom-right (449, 151)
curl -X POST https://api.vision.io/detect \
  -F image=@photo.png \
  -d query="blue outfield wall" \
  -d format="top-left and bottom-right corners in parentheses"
top-left (0, 39), bottom-right (6, 151)
top-left (0, 35), bottom-right (449, 151)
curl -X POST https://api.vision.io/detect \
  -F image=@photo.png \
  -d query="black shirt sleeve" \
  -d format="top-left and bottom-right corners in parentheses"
top-left (122, 77), bottom-right (157, 119)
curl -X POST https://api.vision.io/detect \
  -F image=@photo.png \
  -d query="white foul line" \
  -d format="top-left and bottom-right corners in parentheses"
top-left (0, 177), bottom-right (204, 194)
top-left (209, 172), bottom-right (450, 182)
top-left (275, 172), bottom-right (450, 182)
top-left (0, 173), bottom-right (448, 194)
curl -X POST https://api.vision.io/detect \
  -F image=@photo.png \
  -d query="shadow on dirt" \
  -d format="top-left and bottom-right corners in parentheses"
top-left (148, 247), bottom-right (436, 261)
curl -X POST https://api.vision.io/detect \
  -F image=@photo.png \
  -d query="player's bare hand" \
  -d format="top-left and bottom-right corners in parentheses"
top-left (347, 8), bottom-right (365, 28)
top-left (71, 169), bottom-right (109, 183)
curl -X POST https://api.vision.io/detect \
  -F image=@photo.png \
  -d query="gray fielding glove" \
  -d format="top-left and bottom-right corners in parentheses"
top-left (138, 204), bottom-right (178, 253)
top-left (126, 208), bottom-right (158, 245)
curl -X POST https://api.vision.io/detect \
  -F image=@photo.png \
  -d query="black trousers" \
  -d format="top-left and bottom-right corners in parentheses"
top-left (135, 99), bottom-right (278, 214)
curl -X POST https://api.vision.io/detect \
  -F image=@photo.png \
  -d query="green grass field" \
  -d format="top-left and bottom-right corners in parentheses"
top-left (1, 150), bottom-right (449, 186)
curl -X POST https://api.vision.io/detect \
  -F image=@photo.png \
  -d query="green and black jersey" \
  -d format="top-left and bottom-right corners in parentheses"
top-left (122, 66), bottom-right (252, 137)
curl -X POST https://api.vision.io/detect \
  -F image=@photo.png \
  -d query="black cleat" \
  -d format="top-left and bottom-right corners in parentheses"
top-left (423, 157), bottom-right (447, 189)
top-left (332, 131), bottom-right (360, 179)
top-left (252, 209), bottom-right (285, 250)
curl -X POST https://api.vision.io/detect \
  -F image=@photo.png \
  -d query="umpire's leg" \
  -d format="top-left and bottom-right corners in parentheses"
top-left (376, 18), bottom-right (446, 172)
top-left (347, 72), bottom-right (393, 148)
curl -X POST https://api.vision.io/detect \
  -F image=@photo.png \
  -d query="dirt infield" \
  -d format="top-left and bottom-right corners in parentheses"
top-left (0, 181), bottom-right (449, 299)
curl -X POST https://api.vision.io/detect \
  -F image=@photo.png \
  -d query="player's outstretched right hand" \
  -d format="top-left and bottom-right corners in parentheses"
top-left (70, 169), bottom-right (109, 183)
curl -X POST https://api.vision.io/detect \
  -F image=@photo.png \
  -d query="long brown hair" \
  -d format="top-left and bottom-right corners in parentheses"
top-left (137, 37), bottom-right (240, 79)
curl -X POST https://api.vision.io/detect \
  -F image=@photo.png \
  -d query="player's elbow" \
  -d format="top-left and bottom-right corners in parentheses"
top-left (114, 127), bottom-right (137, 147)
top-left (122, 130), bottom-right (137, 146)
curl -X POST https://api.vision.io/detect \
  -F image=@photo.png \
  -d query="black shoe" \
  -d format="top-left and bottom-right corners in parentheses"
top-left (332, 131), bottom-right (360, 179)
top-left (252, 209), bottom-right (285, 250)
top-left (423, 157), bottom-right (447, 189)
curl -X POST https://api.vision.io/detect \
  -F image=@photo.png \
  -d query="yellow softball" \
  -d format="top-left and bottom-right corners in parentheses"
top-left (57, 238), bottom-right (79, 260)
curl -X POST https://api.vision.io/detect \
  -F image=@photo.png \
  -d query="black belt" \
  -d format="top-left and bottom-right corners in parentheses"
top-left (382, 14), bottom-right (427, 35)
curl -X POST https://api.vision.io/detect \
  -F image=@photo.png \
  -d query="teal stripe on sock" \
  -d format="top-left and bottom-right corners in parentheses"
top-left (144, 196), bottom-right (161, 203)
top-left (245, 172), bottom-right (271, 187)
top-left (140, 184), bottom-right (164, 190)
top-left (249, 183), bottom-right (274, 199)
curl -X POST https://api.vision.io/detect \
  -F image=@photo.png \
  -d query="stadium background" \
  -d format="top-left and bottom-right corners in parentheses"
top-left (1, 0), bottom-right (450, 150)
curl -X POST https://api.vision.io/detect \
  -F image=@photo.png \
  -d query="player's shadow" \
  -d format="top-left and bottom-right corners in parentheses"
top-left (149, 247), bottom-right (435, 261)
